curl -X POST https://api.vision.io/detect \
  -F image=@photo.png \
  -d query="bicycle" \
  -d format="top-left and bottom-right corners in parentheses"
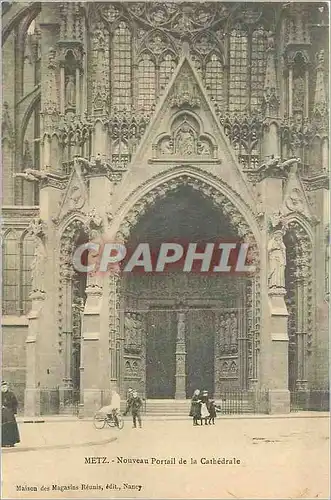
top-left (93, 410), bottom-right (124, 430)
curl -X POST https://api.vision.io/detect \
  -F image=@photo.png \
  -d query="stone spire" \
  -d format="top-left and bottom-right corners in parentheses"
top-left (263, 32), bottom-right (279, 116)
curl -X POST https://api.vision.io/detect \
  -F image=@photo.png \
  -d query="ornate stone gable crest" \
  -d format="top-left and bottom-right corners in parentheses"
top-left (132, 56), bottom-right (230, 165)
top-left (169, 67), bottom-right (201, 109)
top-left (53, 159), bottom-right (88, 224)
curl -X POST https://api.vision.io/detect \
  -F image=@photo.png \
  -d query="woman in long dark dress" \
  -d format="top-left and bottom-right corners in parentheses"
top-left (2, 382), bottom-right (20, 447)
top-left (189, 389), bottom-right (201, 426)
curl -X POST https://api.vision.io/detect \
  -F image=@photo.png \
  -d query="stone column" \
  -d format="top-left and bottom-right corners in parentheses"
top-left (24, 212), bottom-right (60, 417)
top-left (57, 269), bottom-right (73, 409)
top-left (294, 255), bottom-right (309, 392)
top-left (259, 170), bottom-right (290, 413)
top-left (39, 6), bottom-right (60, 171)
top-left (79, 168), bottom-right (115, 415)
top-left (24, 292), bottom-right (46, 417)
top-left (175, 311), bottom-right (187, 399)
top-left (80, 281), bottom-right (105, 414)
top-left (288, 66), bottom-right (293, 117)
top-left (238, 282), bottom-right (248, 390)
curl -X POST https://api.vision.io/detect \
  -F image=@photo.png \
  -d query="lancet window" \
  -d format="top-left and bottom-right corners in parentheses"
top-left (2, 231), bottom-right (34, 315)
top-left (205, 53), bottom-right (224, 107)
top-left (250, 28), bottom-right (267, 112)
top-left (229, 26), bottom-right (249, 114)
top-left (112, 22), bottom-right (132, 112)
top-left (137, 53), bottom-right (156, 112)
top-left (228, 24), bottom-right (267, 115)
top-left (159, 53), bottom-right (177, 93)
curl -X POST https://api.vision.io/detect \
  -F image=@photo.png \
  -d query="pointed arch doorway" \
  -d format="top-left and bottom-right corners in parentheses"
top-left (120, 184), bottom-right (253, 399)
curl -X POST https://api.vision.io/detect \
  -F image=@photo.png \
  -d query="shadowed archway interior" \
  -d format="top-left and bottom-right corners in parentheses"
top-left (121, 185), bottom-right (245, 399)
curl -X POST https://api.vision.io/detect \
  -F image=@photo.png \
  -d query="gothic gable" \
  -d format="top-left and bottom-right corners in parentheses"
top-left (114, 56), bottom-right (256, 213)
top-left (54, 160), bottom-right (88, 223)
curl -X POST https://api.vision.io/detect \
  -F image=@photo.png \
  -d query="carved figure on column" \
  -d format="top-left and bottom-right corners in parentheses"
top-left (268, 230), bottom-right (286, 289)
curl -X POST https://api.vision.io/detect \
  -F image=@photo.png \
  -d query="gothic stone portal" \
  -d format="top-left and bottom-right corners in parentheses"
top-left (123, 275), bottom-right (247, 399)
top-left (120, 187), bottom-right (251, 399)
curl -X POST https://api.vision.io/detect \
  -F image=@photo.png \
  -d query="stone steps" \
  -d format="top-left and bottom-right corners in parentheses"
top-left (133, 399), bottom-right (256, 415)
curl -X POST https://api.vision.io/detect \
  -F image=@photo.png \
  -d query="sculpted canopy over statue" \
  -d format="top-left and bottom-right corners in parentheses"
top-left (268, 231), bottom-right (286, 288)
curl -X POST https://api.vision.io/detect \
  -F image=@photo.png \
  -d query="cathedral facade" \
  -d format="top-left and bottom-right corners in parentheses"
top-left (2, 2), bottom-right (329, 416)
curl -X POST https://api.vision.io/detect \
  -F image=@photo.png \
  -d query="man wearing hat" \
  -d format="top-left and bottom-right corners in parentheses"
top-left (1, 381), bottom-right (20, 447)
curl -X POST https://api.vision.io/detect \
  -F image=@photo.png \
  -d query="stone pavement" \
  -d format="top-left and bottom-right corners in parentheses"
top-left (2, 414), bottom-right (330, 499)
top-left (5, 412), bottom-right (328, 452)
top-left (2, 419), bottom-right (118, 453)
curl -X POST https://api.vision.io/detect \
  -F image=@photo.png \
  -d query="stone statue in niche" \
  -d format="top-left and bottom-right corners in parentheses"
top-left (160, 138), bottom-right (174, 155)
top-left (268, 230), bottom-right (286, 289)
top-left (197, 141), bottom-right (211, 156)
top-left (124, 312), bottom-right (142, 346)
top-left (293, 74), bottom-right (305, 109)
top-left (65, 75), bottom-right (76, 108)
top-left (176, 122), bottom-right (195, 155)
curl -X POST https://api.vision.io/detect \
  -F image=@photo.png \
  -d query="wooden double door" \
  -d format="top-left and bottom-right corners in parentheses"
top-left (145, 306), bottom-right (215, 399)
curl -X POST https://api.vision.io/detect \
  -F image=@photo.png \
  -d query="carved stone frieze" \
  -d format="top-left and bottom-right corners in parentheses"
top-left (154, 115), bottom-right (216, 159)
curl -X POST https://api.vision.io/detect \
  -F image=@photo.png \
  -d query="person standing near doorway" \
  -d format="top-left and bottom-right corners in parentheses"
top-left (124, 390), bottom-right (143, 428)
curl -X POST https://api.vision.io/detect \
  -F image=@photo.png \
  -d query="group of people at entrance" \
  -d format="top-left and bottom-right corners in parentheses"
top-left (189, 389), bottom-right (219, 426)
